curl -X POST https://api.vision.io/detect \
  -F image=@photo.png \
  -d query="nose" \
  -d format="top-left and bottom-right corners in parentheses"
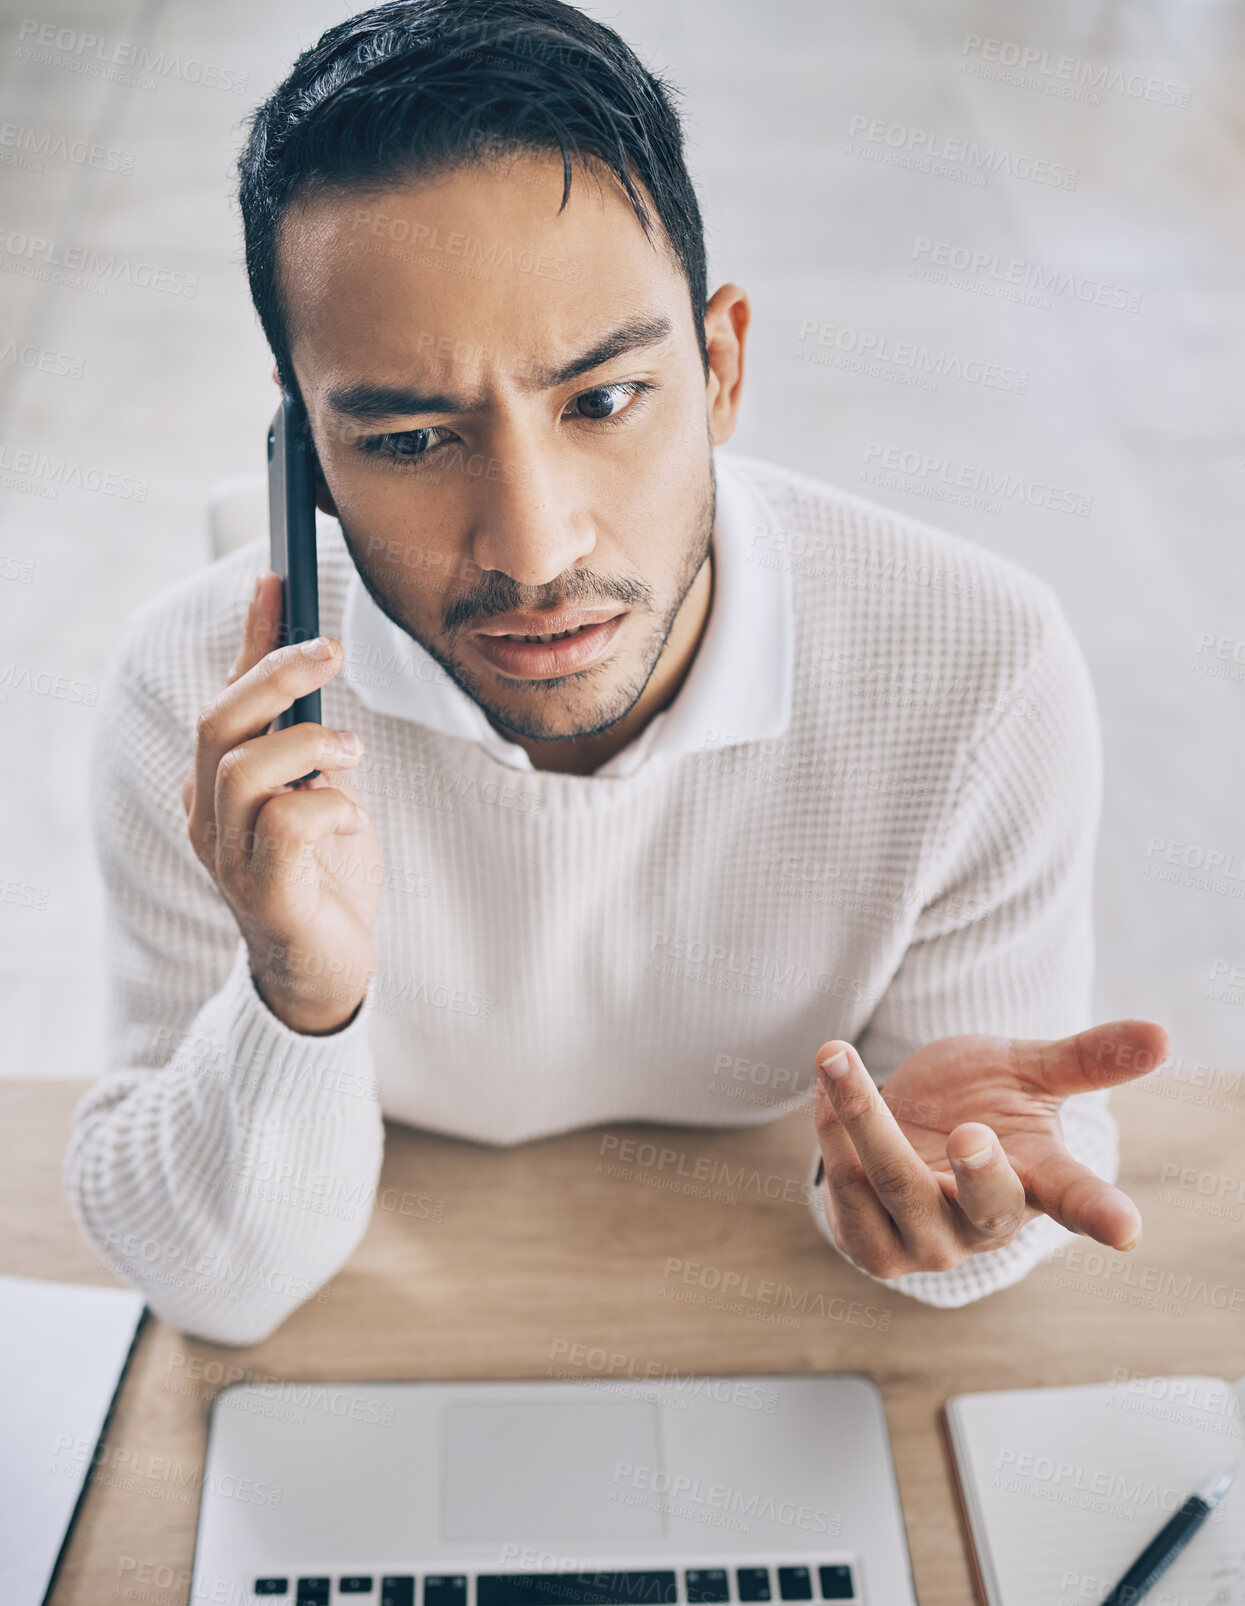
top-left (466, 431), bottom-right (596, 587)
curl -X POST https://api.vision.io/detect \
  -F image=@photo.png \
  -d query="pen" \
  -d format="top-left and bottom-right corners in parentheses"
top-left (1100, 1460), bottom-right (1238, 1606)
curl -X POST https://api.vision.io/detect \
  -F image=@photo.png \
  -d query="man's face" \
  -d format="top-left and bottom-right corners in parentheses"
top-left (277, 153), bottom-right (745, 743)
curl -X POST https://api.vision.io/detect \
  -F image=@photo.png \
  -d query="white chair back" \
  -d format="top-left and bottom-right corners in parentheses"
top-left (206, 473), bottom-right (267, 561)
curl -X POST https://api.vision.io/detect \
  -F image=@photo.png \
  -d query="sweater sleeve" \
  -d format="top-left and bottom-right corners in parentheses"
top-left (62, 646), bottom-right (385, 1346)
top-left (806, 587), bottom-right (1115, 1307)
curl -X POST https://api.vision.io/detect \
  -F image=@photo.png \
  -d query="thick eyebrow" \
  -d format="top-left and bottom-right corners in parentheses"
top-left (325, 312), bottom-right (674, 422)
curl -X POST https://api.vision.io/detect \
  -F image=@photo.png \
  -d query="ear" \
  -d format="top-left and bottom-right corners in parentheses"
top-left (312, 452), bottom-right (338, 518)
top-left (270, 364), bottom-right (335, 514)
top-left (703, 282), bottom-right (750, 446)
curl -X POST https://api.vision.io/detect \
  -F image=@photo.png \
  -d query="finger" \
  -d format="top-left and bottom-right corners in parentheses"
top-left (816, 1041), bottom-right (944, 1241)
top-left (185, 573), bottom-right (279, 822)
top-left (227, 571), bottom-right (284, 687)
top-left (814, 1077), bottom-right (904, 1269)
top-left (240, 785), bottom-right (372, 903)
top-left (191, 636), bottom-right (345, 851)
top-left (213, 723), bottom-right (364, 873)
top-left (1016, 1146), bottom-right (1142, 1250)
top-left (318, 761), bottom-right (369, 817)
top-left (944, 1122), bottom-right (1029, 1240)
top-left (253, 784), bottom-right (371, 863)
top-left (1026, 1019), bottom-right (1173, 1098)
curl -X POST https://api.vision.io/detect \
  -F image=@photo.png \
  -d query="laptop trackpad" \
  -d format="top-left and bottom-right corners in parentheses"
top-left (440, 1399), bottom-right (667, 1542)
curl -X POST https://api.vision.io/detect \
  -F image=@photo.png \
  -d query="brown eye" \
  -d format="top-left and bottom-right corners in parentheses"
top-left (359, 426), bottom-right (453, 465)
top-left (568, 380), bottom-right (654, 424)
top-left (385, 429), bottom-right (435, 456)
top-left (574, 388), bottom-right (621, 420)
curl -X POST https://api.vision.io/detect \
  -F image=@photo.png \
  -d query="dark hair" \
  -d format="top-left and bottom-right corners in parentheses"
top-left (237, 0), bottom-right (709, 394)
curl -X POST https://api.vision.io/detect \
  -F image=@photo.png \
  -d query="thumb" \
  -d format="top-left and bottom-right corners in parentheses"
top-left (227, 571), bottom-right (284, 687)
top-left (1025, 1019), bottom-right (1172, 1099)
top-left (1019, 1145), bottom-right (1143, 1251)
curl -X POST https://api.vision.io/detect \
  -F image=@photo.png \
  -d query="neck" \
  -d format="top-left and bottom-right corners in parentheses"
top-left (488, 551), bottom-right (715, 776)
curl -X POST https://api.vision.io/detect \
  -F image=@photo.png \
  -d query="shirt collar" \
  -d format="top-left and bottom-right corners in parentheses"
top-left (338, 448), bottom-right (793, 777)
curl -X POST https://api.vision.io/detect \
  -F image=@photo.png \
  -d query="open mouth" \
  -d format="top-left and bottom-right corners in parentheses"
top-left (471, 613), bottom-right (628, 679)
top-left (501, 623), bottom-right (599, 643)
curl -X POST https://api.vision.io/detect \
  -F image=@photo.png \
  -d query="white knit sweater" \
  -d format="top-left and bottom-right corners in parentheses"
top-left (64, 449), bottom-right (1114, 1346)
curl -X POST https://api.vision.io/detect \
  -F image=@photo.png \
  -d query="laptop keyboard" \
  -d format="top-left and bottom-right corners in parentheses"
top-left (251, 1564), bottom-right (859, 1603)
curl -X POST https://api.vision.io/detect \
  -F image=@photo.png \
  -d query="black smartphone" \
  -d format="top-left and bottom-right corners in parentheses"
top-left (267, 389), bottom-right (321, 781)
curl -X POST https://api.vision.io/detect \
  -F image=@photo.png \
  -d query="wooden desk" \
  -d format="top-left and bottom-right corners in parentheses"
top-left (4, 1074), bottom-right (1242, 1606)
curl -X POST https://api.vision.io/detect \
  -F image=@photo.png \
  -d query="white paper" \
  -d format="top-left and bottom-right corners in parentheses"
top-left (0, 1274), bottom-right (145, 1606)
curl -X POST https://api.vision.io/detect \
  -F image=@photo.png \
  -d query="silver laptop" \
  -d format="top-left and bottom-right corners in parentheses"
top-left (190, 1373), bottom-right (916, 1605)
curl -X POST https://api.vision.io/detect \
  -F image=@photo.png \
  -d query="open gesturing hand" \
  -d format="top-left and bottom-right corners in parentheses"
top-left (812, 1020), bottom-right (1171, 1279)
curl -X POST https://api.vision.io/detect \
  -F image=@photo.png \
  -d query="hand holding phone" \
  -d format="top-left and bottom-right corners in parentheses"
top-left (177, 391), bottom-right (386, 1035)
top-left (180, 579), bottom-right (384, 1034)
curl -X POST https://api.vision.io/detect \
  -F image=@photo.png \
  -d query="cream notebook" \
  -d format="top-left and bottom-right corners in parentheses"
top-left (943, 1373), bottom-right (1245, 1606)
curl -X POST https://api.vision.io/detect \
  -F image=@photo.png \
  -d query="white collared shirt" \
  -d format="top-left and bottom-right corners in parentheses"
top-left (339, 449), bottom-right (793, 777)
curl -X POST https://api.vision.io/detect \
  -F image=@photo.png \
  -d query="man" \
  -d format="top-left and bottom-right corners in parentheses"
top-left (64, 0), bottom-right (1169, 1346)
